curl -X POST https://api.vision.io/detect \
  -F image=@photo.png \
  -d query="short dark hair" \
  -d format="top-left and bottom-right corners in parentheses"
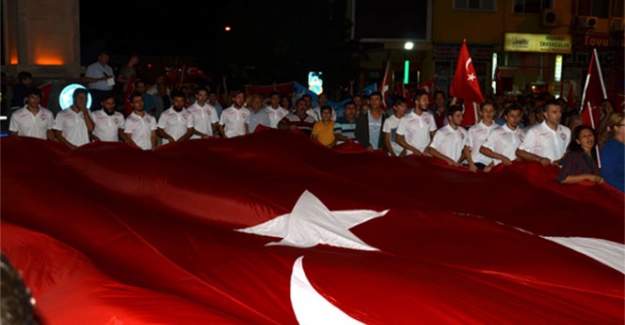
top-left (503, 104), bottom-right (522, 116)
top-left (320, 105), bottom-right (333, 113)
top-left (393, 96), bottom-right (407, 107)
top-left (544, 99), bottom-right (562, 110)
top-left (102, 91), bottom-right (116, 101)
top-left (345, 101), bottom-right (356, 109)
top-left (369, 91), bottom-right (382, 99)
top-left (17, 71), bottom-right (32, 82)
top-left (446, 104), bottom-right (464, 117)
top-left (270, 91), bottom-right (281, 98)
top-left (412, 90), bottom-right (428, 101)
top-left (480, 100), bottom-right (495, 110)
top-left (73, 88), bottom-right (89, 99)
top-left (26, 87), bottom-right (42, 98)
top-left (130, 91), bottom-right (144, 101)
top-left (170, 90), bottom-right (185, 100)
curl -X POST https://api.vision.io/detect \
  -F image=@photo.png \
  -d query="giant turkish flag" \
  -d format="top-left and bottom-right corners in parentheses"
top-left (1, 130), bottom-right (623, 324)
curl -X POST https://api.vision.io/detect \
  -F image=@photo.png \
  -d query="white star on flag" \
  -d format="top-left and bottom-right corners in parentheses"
top-left (467, 73), bottom-right (476, 82)
top-left (237, 190), bottom-right (388, 251)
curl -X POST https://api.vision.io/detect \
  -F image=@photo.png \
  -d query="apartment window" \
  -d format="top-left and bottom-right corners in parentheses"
top-left (454, 0), bottom-right (496, 11)
top-left (513, 0), bottom-right (552, 13)
top-left (578, 0), bottom-right (612, 18)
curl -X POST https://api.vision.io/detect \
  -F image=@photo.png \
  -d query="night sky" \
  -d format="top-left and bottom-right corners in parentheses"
top-left (79, 0), bottom-right (358, 86)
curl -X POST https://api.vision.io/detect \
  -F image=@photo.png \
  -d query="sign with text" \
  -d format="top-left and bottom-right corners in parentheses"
top-left (504, 33), bottom-right (572, 54)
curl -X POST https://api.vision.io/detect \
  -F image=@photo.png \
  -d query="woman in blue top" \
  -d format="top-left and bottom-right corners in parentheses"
top-left (599, 112), bottom-right (625, 192)
top-left (558, 125), bottom-right (603, 185)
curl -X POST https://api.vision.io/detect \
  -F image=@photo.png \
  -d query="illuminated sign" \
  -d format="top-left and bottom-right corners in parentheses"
top-left (308, 72), bottom-right (323, 95)
top-left (59, 84), bottom-right (93, 110)
top-left (504, 33), bottom-right (572, 54)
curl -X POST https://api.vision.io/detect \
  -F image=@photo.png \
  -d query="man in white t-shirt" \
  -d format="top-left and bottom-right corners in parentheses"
top-left (188, 89), bottom-right (219, 139)
top-left (480, 104), bottom-right (526, 166)
top-left (427, 105), bottom-right (468, 166)
top-left (219, 91), bottom-right (250, 138)
top-left (90, 93), bottom-right (125, 142)
top-left (464, 100), bottom-right (496, 172)
top-left (516, 100), bottom-right (571, 166)
top-left (9, 87), bottom-right (55, 140)
top-left (83, 50), bottom-right (115, 109)
top-left (53, 88), bottom-right (95, 149)
top-left (383, 97), bottom-right (408, 157)
top-left (157, 91), bottom-right (193, 145)
top-left (265, 91), bottom-right (289, 128)
top-left (395, 91), bottom-right (437, 156)
top-left (121, 92), bottom-right (157, 150)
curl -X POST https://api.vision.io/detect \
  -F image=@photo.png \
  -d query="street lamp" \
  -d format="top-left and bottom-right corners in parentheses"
top-left (403, 42), bottom-right (414, 84)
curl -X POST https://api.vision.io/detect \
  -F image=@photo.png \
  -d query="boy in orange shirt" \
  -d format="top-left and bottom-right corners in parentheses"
top-left (311, 106), bottom-right (336, 147)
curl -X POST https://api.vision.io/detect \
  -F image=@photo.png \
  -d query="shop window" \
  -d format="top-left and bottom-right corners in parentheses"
top-left (513, 0), bottom-right (551, 13)
top-left (453, 0), bottom-right (496, 11)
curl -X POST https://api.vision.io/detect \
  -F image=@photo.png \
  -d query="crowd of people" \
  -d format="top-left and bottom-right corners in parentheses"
top-left (6, 51), bottom-right (625, 194)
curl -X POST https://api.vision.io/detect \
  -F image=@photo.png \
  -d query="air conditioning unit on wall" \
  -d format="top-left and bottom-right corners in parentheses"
top-left (577, 16), bottom-right (598, 29)
top-left (610, 18), bottom-right (625, 31)
top-left (541, 9), bottom-right (561, 28)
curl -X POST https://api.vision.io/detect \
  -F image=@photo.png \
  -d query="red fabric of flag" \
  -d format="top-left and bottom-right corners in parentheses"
top-left (450, 40), bottom-right (484, 126)
top-left (244, 82), bottom-right (295, 98)
top-left (124, 74), bottom-right (138, 116)
top-left (38, 82), bottom-right (53, 108)
top-left (1, 131), bottom-right (623, 324)
top-left (579, 49), bottom-right (607, 129)
top-left (183, 66), bottom-right (212, 82)
top-left (418, 77), bottom-right (436, 105)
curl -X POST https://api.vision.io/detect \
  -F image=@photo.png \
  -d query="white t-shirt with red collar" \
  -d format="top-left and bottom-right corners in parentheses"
top-left (187, 102), bottom-right (219, 139)
top-left (219, 106), bottom-right (250, 138)
top-left (90, 110), bottom-right (125, 142)
top-left (157, 107), bottom-right (193, 144)
top-left (396, 110), bottom-right (437, 153)
top-left (518, 121), bottom-right (571, 162)
top-left (123, 111), bottom-right (157, 150)
top-left (428, 124), bottom-right (468, 162)
top-left (53, 108), bottom-right (90, 146)
top-left (9, 106), bottom-right (54, 139)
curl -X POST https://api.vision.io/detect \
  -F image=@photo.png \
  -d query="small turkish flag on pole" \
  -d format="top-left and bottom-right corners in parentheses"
top-left (450, 40), bottom-right (484, 127)
top-left (579, 48), bottom-right (607, 130)
top-left (379, 61), bottom-right (391, 109)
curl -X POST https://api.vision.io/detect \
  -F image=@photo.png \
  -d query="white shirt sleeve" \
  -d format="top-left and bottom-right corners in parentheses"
top-left (150, 117), bottom-right (157, 131)
top-left (482, 130), bottom-right (496, 150)
top-left (382, 119), bottom-right (392, 133)
top-left (428, 117), bottom-right (437, 132)
top-left (53, 112), bottom-right (64, 131)
top-left (209, 107), bottom-right (219, 124)
top-left (396, 118), bottom-right (407, 135)
top-left (157, 113), bottom-right (167, 129)
top-left (518, 128), bottom-right (536, 152)
top-left (428, 130), bottom-right (443, 150)
top-left (8, 114), bottom-right (18, 132)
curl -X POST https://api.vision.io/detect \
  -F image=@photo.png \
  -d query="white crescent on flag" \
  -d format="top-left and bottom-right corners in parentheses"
top-left (290, 256), bottom-right (365, 325)
top-left (465, 58), bottom-right (472, 70)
